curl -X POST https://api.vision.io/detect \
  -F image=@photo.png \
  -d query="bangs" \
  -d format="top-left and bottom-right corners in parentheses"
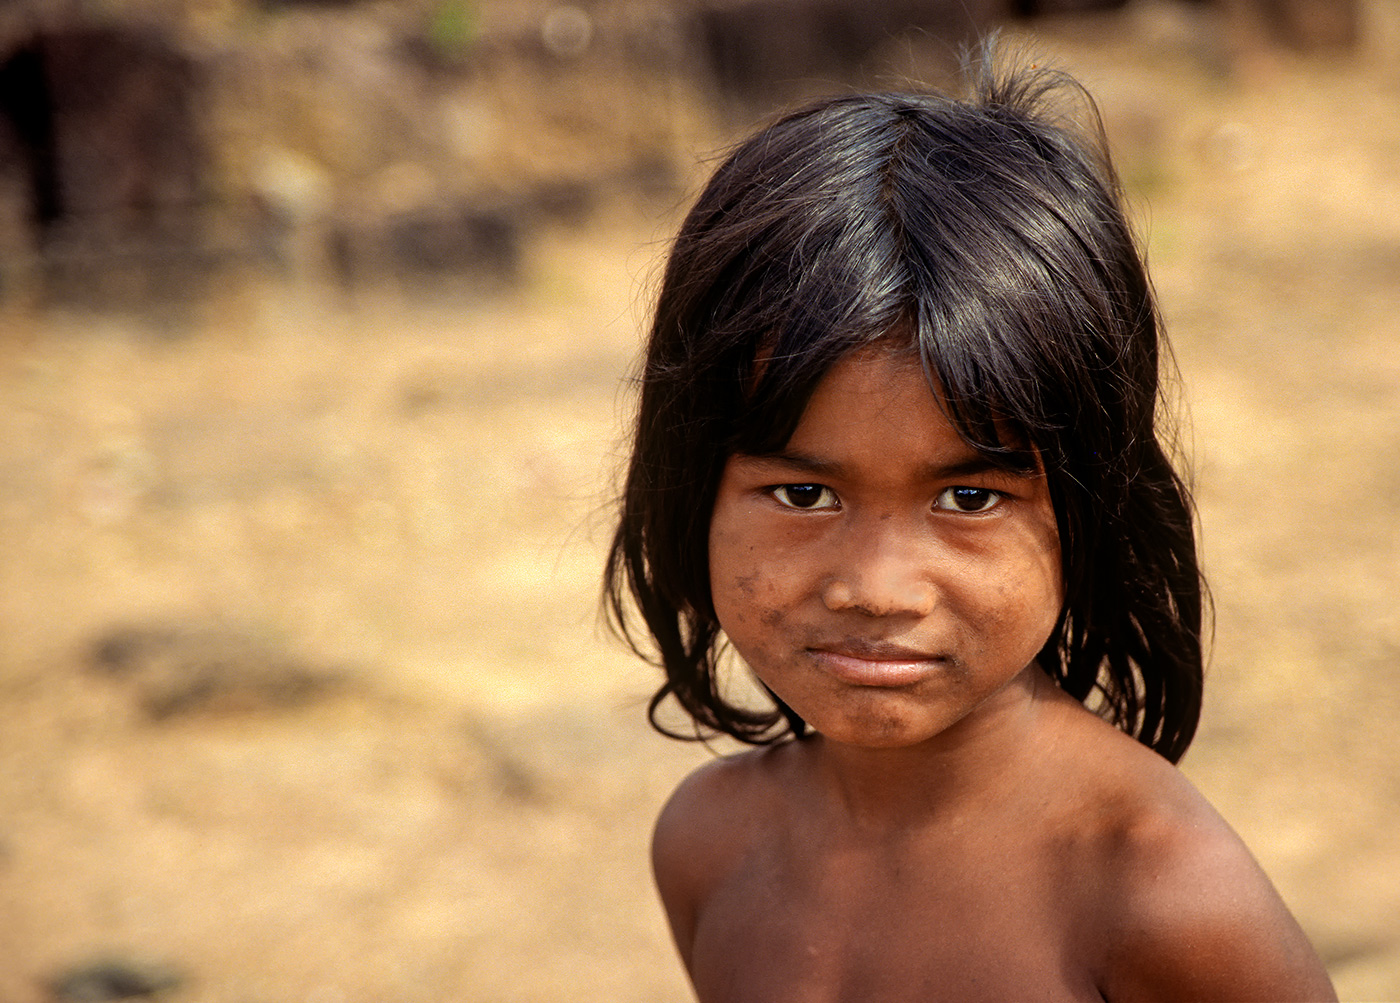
top-left (913, 277), bottom-right (1072, 477)
top-left (730, 307), bottom-right (1048, 479)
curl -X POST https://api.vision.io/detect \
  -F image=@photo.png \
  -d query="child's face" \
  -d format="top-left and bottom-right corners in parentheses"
top-left (708, 347), bottom-right (1064, 749)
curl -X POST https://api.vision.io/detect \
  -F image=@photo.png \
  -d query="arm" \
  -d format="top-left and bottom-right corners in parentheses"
top-left (652, 774), bottom-right (704, 969)
top-left (651, 756), bottom-right (753, 973)
top-left (1098, 809), bottom-right (1336, 1002)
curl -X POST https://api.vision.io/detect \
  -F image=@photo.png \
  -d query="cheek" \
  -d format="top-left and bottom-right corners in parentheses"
top-left (708, 517), bottom-right (799, 637)
top-left (1039, 517), bottom-right (1067, 627)
top-left (1017, 491), bottom-right (1065, 616)
top-left (708, 516), bottom-right (756, 630)
top-left (974, 515), bottom-right (1064, 645)
top-left (1024, 543), bottom-right (1065, 654)
top-left (1020, 535), bottom-right (1064, 637)
top-left (714, 570), bottom-right (762, 628)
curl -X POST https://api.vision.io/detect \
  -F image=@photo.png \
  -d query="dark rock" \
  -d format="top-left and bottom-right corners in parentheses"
top-left (47, 957), bottom-right (182, 1002)
top-left (691, 0), bottom-right (996, 109)
top-left (0, 24), bottom-right (209, 306)
top-left (328, 198), bottom-right (524, 289)
top-left (87, 623), bottom-right (344, 722)
top-left (258, 0), bottom-right (364, 8)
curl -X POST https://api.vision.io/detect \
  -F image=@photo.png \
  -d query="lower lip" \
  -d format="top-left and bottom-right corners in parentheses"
top-left (810, 650), bottom-right (942, 688)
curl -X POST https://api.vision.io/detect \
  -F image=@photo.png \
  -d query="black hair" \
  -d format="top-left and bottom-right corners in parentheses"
top-left (605, 54), bottom-right (1205, 764)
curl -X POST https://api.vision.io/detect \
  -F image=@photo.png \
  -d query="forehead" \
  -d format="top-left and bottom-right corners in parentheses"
top-left (788, 347), bottom-right (954, 450)
top-left (802, 346), bottom-right (930, 413)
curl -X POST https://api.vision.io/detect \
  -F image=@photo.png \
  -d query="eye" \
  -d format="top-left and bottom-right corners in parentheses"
top-left (935, 486), bottom-right (1002, 513)
top-left (772, 484), bottom-right (839, 510)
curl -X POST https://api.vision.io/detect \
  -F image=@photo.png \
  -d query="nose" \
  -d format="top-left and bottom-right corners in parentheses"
top-left (820, 517), bottom-right (938, 618)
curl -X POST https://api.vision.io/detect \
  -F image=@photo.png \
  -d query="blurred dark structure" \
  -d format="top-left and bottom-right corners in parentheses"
top-left (691, 0), bottom-right (1133, 109)
top-left (692, 0), bottom-right (990, 107)
top-left (0, 0), bottom-right (1362, 307)
top-left (326, 201), bottom-right (524, 290)
top-left (0, 23), bottom-right (207, 304)
top-left (1213, 0), bottom-right (1360, 50)
top-left (692, 0), bottom-right (1358, 110)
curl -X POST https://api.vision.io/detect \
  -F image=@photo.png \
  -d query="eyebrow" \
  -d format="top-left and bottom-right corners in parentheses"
top-left (739, 448), bottom-right (1038, 481)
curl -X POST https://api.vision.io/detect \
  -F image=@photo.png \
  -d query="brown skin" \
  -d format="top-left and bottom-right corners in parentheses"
top-left (653, 349), bottom-right (1336, 1002)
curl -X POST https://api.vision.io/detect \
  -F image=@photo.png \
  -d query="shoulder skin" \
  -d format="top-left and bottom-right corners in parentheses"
top-left (651, 748), bottom-right (777, 971)
top-left (1094, 777), bottom-right (1337, 1000)
top-left (1052, 708), bottom-right (1337, 1002)
top-left (651, 707), bottom-right (1337, 1003)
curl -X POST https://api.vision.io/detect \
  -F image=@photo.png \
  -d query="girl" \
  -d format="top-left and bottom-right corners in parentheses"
top-left (606, 53), bottom-right (1335, 1002)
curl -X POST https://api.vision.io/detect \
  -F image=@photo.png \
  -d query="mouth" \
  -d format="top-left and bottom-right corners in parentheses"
top-left (807, 641), bottom-right (946, 688)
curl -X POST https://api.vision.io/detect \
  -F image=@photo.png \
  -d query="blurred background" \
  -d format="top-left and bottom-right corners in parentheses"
top-left (0, 0), bottom-right (1395, 999)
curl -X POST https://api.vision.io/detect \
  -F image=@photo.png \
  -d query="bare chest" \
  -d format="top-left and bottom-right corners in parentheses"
top-left (686, 841), bottom-right (1103, 1003)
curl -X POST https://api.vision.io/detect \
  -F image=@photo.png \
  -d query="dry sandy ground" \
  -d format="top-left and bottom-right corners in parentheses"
top-left (1, 7), bottom-right (1398, 1001)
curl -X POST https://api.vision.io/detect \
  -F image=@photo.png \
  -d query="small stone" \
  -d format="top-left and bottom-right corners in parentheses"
top-left (47, 956), bottom-right (182, 1002)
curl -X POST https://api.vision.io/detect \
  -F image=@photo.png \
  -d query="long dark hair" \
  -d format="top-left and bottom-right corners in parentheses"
top-left (606, 55), bottom-right (1205, 763)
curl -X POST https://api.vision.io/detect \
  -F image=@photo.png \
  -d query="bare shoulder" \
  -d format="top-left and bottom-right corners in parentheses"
top-left (1052, 711), bottom-right (1335, 1002)
top-left (651, 745), bottom-right (785, 965)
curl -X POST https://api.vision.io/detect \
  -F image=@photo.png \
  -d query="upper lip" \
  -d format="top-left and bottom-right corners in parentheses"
top-left (809, 640), bottom-right (941, 662)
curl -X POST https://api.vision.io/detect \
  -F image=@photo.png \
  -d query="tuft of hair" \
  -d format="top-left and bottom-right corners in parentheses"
top-left (606, 42), bottom-right (1205, 764)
